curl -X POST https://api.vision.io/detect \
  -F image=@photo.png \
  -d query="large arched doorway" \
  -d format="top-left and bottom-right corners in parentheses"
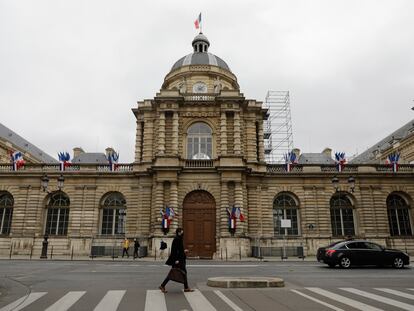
top-left (183, 190), bottom-right (216, 258)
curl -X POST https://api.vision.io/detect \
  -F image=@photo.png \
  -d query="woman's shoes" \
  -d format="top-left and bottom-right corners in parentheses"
top-left (184, 288), bottom-right (195, 292)
top-left (159, 286), bottom-right (167, 293)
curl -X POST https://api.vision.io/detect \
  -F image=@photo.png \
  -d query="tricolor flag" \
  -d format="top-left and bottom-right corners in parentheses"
top-left (58, 152), bottom-right (71, 171)
top-left (284, 151), bottom-right (298, 172)
top-left (194, 13), bottom-right (201, 30)
top-left (335, 152), bottom-right (346, 172)
top-left (386, 153), bottom-right (400, 173)
top-left (10, 151), bottom-right (25, 171)
top-left (107, 151), bottom-right (120, 171)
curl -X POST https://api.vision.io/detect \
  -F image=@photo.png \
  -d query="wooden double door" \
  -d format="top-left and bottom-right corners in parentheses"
top-left (183, 190), bottom-right (216, 259)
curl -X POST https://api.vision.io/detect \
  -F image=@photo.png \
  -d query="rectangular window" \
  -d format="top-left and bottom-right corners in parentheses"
top-left (45, 208), bottom-right (69, 236)
top-left (0, 208), bottom-right (13, 235)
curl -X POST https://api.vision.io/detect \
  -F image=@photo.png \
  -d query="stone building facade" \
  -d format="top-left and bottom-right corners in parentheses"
top-left (0, 33), bottom-right (413, 258)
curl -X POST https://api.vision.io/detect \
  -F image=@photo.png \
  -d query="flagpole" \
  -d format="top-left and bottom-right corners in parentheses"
top-left (200, 12), bottom-right (202, 33)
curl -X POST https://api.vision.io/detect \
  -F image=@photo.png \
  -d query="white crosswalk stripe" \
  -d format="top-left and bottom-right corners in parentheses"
top-left (45, 291), bottom-right (86, 311)
top-left (340, 288), bottom-right (414, 311)
top-left (213, 290), bottom-right (244, 311)
top-left (184, 289), bottom-right (216, 311)
top-left (291, 289), bottom-right (345, 311)
top-left (375, 288), bottom-right (414, 300)
top-left (0, 292), bottom-right (47, 311)
top-left (306, 287), bottom-right (384, 311)
top-left (94, 290), bottom-right (126, 311)
top-left (144, 290), bottom-right (167, 311)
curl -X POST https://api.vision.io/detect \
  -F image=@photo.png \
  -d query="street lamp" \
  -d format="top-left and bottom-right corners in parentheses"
top-left (332, 176), bottom-right (339, 192)
top-left (41, 174), bottom-right (64, 193)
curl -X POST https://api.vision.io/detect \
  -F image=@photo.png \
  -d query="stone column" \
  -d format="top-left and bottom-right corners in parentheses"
top-left (234, 112), bottom-right (241, 155)
top-left (220, 112), bottom-right (227, 156)
top-left (172, 112), bottom-right (179, 156)
top-left (157, 112), bottom-right (166, 155)
top-left (142, 113), bottom-right (154, 162)
top-left (170, 181), bottom-right (178, 231)
top-left (153, 181), bottom-right (164, 235)
top-left (220, 181), bottom-right (229, 236)
top-left (257, 120), bottom-right (265, 162)
top-left (134, 119), bottom-right (143, 163)
top-left (234, 181), bottom-right (245, 234)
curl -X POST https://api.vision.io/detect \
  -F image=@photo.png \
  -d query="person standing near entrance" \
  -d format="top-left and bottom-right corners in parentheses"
top-left (122, 238), bottom-right (130, 258)
top-left (159, 228), bottom-right (194, 293)
top-left (133, 238), bottom-right (140, 259)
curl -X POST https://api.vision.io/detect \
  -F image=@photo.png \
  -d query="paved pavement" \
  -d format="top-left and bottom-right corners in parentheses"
top-left (0, 260), bottom-right (412, 310)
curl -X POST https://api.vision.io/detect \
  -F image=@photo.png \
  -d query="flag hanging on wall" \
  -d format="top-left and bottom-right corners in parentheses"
top-left (335, 152), bottom-right (346, 172)
top-left (386, 153), bottom-right (400, 173)
top-left (10, 151), bottom-right (25, 171)
top-left (58, 152), bottom-right (71, 171)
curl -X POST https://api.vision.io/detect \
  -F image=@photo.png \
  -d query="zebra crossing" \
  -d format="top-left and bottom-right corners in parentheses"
top-left (1, 287), bottom-right (414, 311)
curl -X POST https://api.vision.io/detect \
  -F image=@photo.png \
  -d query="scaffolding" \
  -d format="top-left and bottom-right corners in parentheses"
top-left (264, 91), bottom-right (294, 163)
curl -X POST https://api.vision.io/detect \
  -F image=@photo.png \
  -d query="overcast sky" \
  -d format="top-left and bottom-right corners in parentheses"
top-left (1, 0), bottom-right (413, 163)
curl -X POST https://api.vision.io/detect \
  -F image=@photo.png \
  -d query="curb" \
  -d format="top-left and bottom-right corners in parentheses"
top-left (207, 277), bottom-right (284, 288)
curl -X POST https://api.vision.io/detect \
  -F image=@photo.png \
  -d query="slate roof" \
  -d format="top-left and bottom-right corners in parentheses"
top-left (351, 119), bottom-right (414, 164)
top-left (71, 153), bottom-right (108, 164)
top-left (0, 123), bottom-right (57, 163)
top-left (298, 153), bottom-right (335, 165)
top-left (171, 52), bottom-right (230, 72)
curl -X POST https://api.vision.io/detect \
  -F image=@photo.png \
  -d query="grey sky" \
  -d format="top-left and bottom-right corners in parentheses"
top-left (1, 0), bottom-right (413, 163)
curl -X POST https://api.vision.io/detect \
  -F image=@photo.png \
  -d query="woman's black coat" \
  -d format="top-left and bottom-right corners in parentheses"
top-left (165, 235), bottom-right (186, 269)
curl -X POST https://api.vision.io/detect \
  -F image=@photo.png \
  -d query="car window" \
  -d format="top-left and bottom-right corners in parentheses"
top-left (346, 242), bottom-right (367, 249)
top-left (364, 242), bottom-right (382, 251)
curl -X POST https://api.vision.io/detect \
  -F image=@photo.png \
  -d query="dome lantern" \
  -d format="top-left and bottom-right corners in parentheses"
top-left (192, 32), bottom-right (210, 53)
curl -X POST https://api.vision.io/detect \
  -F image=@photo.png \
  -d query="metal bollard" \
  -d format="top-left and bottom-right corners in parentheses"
top-left (30, 245), bottom-right (33, 260)
top-left (50, 246), bottom-right (53, 259)
top-left (154, 248), bottom-right (157, 261)
top-left (239, 246), bottom-right (241, 260)
top-left (225, 248), bottom-right (228, 261)
top-left (112, 247), bottom-right (115, 261)
top-left (71, 246), bottom-right (74, 261)
top-left (9, 244), bottom-right (12, 259)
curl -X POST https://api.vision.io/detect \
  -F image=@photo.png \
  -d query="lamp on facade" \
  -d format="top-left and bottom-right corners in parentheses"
top-left (331, 176), bottom-right (339, 192)
top-left (348, 176), bottom-right (355, 193)
top-left (41, 174), bottom-right (64, 193)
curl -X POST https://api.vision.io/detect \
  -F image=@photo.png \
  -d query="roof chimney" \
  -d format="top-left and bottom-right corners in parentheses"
top-left (322, 148), bottom-right (332, 158)
top-left (73, 147), bottom-right (84, 158)
top-left (105, 147), bottom-right (115, 158)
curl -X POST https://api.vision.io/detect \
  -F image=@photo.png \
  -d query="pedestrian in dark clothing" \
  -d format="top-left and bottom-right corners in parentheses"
top-left (133, 239), bottom-right (140, 259)
top-left (159, 228), bottom-right (194, 293)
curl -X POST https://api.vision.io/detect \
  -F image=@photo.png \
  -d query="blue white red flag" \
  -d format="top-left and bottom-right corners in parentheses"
top-left (107, 151), bottom-right (119, 171)
top-left (335, 152), bottom-right (346, 172)
top-left (10, 151), bottom-right (25, 171)
top-left (194, 13), bottom-right (201, 30)
top-left (58, 152), bottom-right (71, 171)
top-left (284, 151), bottom-right (297, 172)
top-left (387, 153), bottom-right (400, 172)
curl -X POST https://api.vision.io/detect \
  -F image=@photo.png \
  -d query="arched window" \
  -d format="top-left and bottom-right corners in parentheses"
top-left (387, 194), bottom-right (412, 236)
top-left (330, 193), bottom-right (355, 237)
top-left (273, 193), bottom-right (299, 236)
top-left (0, 192), bottom-right (13, 235)
top-left (187, 122), bottom-right (212, 159)
top-left (45, 192), bottom-right (70, 236)
top-left (101, 192), bottom-right (126, 235)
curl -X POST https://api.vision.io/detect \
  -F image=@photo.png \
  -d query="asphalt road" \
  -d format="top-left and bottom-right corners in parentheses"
top-left (0, 259), bottom-right (413, 310)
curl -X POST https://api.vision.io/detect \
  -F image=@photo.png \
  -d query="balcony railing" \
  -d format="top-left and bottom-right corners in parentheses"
top-left (183, 93), bottom-right (216, 101)
top-left (266, 165), bottom-right (303, 173)
top-left (0, 164), bottom-right (133, 172)
top-left (184, 159), bottom-right (214, 168)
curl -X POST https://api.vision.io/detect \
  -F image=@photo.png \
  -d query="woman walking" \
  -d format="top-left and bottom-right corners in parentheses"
top-left (159, 228), bottom-right (194, 293)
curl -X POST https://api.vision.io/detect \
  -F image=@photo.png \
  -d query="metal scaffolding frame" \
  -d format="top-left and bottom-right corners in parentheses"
top-left (263, 91), bottom-right (294, 163)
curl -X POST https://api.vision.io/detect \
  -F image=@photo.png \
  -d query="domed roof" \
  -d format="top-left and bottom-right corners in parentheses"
top-left (170, 33), bottom-right (231, 72)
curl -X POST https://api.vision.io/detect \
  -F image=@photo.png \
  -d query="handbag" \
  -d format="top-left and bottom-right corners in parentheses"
top-left (167, 267), bottom-right (186, 284)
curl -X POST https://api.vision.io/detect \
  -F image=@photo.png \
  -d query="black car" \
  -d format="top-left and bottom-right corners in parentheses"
top-left (322, 240), bottom-right (410, 269)
top-left (317, 240), bottom-right (344, 262)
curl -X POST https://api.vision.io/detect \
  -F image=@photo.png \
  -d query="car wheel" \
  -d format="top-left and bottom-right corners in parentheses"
top-left (328, 263), bottom-right (336, 268)
top-left (339, 256), bottom-right (351, 269)
top-left (393, 257), bottom-right (404, 269)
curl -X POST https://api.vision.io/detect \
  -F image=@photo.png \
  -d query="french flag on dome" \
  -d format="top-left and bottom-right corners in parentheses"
top-left (10, 151), bottom-right (25, 171)
top-left (284, 151), bottom-right (298, 172)
top-left (107, 151), bottom-right (119, 171)
top-left (58, 152), bottom-right (71, 171)
top-left (335, 152), bottom-right (346, 172)
top-left (194, 13), bottom-right (202, 30)
top-left (386, 152), bottom-right (400, 173)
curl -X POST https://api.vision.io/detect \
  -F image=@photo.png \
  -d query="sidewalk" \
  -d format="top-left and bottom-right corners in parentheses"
top-left (0, 255), bottom-right (317, 262)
